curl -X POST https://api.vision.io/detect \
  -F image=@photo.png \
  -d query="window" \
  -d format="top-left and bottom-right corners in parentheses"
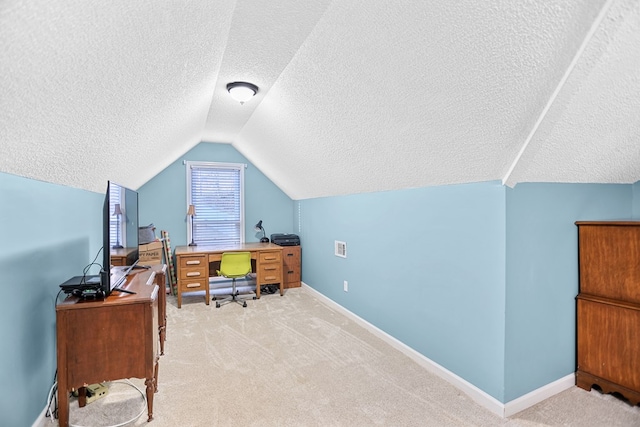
top-left (186, 161), bottom-right (245, 245)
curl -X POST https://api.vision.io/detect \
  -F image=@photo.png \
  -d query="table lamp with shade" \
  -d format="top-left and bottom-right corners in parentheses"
top-left (187, 204), bottom-right (197, 246)
top-left (112, 203), bottom-right (124, 249)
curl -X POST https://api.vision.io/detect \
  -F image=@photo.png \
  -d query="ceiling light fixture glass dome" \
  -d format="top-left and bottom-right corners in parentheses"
top-left (226, 81), bottom-right (258, 104)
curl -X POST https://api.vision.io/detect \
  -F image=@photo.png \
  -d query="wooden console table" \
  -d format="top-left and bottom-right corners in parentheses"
top-left (56, 264), bottom-right (166, 427)
top-left (175, 242), bottom-right (284, 308)
top-left (110, 247), bottom-right (137, 266)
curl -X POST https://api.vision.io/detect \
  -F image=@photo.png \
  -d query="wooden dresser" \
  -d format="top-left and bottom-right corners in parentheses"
top-left (56, 266), bottom-right (166, 426)
top-left (281, 245), bottom-right (301, 288)
top-left (575, 221), bottom-right (640, 406)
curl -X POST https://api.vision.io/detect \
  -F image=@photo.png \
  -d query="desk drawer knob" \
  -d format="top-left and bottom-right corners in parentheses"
top-left (186, 272), bottom-right (201, 277)
top-left (186, 260), bottom-right (201, 265)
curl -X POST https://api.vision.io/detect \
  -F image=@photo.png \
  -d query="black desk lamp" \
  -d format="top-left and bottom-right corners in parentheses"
top-left (254, 220), bottom-right (270, 243)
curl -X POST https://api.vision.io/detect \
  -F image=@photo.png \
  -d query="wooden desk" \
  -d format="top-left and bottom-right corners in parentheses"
top-left (56, 265), bottom-right (166, 427)
top-left (175, 242), bottom-right (284, 308)
top-left (110, 247), bottom-right (137, 266)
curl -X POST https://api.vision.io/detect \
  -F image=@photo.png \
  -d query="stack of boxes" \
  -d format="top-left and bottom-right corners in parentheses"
top-left (138, 241), bottom-right (163, 266)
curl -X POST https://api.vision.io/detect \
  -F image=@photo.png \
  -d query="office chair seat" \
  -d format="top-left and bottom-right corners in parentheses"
top-left (212, 252), bottom-right (255, 308)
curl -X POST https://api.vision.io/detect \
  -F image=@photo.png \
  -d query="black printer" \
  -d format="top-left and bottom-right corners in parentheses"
top-left (270, 233), bottom-right (300, 246)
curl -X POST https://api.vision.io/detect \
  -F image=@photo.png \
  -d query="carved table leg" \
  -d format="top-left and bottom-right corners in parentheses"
top-left (154, 359), bottom-right (159, 392)
top-left (145, 377), bottom-right (155, 422)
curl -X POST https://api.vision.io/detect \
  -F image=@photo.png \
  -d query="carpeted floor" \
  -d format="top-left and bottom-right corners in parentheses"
top-left (63, 287), bottom-right (640, 427)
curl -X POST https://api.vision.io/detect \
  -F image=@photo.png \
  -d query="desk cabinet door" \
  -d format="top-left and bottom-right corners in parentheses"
top-left (282, 246), bottom-right (301, 288)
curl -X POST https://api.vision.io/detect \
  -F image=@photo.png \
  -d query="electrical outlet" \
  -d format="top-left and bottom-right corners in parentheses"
top-left (343, 280), bottom-right (348, 292)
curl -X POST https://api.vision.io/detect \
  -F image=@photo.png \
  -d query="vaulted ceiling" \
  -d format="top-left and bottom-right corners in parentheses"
top-left (2, 0), bottom-right (639, 200)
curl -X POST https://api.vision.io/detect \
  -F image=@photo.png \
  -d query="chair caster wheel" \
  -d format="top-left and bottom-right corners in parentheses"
top-left (216, 303), bottom-right (220, 308)
top-left (212, 297), bottom-right (217, 301)
top-left (243, 302), bottom-right (247, 307)
top-left (253, 296), bottom-right (257, 300)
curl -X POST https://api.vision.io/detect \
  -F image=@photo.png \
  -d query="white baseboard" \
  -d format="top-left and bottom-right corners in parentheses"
top-left (301, 282), bottom-right (574, 418)
top-left (31, 405), bottom-right (48, 427)
top-left (503, 373), bottom-right (575, 417)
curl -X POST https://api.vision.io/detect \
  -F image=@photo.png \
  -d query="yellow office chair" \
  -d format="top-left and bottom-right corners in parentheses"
top-left (213, 252), bottom-right (255, 308)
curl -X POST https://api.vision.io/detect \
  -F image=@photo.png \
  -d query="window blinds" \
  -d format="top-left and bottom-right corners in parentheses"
top-left (187, 162), bottom-right (244, 245)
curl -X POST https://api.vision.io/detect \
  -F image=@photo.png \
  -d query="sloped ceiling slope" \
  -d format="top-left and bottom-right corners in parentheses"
top-left (2, 1), bottom-right (639, 199)
top-left (1, 0), bottom-right (235, 193)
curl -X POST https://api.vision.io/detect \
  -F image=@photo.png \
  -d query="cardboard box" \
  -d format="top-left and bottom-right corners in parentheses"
top-left (138, 241), bottom-right (163, 266)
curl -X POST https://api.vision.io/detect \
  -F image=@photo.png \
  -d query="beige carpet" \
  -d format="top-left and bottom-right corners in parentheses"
top-left (63, 287), bottom-right (640, 427)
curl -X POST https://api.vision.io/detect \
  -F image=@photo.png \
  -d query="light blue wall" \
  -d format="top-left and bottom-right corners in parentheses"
top-left (0, 172), bottom-right (102, 427)
top-left (298, 180), bottom-right (635, 403)
top-left (297, 181), bottom-right (508, 400)
top-left (503, 183), bottom-right (632, 402)
top-left (0, 142), bottom-right (291, 425)
top-left (4, 154), bottom-right (637, 425)
top-left (633, 181), bottom-right (640, 217)
top-left (138, 142), bottom-right (294, 246)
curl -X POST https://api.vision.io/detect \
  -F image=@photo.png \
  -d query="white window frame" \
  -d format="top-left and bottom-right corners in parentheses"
top-left (186, 161), bottom-right (245, 245)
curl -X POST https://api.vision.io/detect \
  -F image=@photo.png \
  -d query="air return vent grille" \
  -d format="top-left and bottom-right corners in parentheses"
top-left (335, 241), bottom-right (347, 258)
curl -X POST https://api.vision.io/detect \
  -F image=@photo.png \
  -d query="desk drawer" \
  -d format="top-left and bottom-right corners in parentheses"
top-left (284, 269), bottom-right (300, 285)
top-left (178, 254), bottom-right (207, 269)
top-left (259, 251), bottom-right (281, 263)
top-left (179, 278), bottom-right (208, 292)
top-left (178, 254), bottom-right (207, 281)
top-left (179, 267), bottom-right (207, 281)
top-left (257, 263), bottom-right (282, 284)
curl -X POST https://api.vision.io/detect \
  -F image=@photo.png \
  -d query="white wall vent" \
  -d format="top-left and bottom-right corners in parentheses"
top-left (335, 240), bottom-right (347, 258)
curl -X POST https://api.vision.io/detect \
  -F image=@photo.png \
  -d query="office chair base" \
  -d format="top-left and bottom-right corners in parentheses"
top-left (213, 270), bottom-right (256, 309)
top-left (213, 291), bottom-right (256, 308)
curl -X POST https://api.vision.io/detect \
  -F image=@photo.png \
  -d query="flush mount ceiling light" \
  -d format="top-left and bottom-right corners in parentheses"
top-left (226, 81), bottom-right (258, 104)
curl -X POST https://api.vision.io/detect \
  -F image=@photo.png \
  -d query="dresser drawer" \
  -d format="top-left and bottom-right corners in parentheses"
top-left (179, 278), bottom-right (208, 292)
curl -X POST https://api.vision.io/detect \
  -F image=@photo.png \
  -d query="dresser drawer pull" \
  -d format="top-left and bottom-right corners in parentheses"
top-left (265, 275), bottom-right (277, 281)
top-left (186, 260), bottom-right (201, 265)
top-left (264, 256), bottom-right (277, 260)
top-left (186, 283), bottom-right (201, 288)
top-left (186, 272), bottom-right (201, 277)
top-left (287, 253), bottom-right (294, 256)
top-left (264, 266), bottom-right (277, 271)
top-left (288, 270), bottom-right (294, 274)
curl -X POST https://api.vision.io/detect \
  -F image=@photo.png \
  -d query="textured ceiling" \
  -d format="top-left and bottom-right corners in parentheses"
top-left (1, 0), bottom-right (638, 199)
